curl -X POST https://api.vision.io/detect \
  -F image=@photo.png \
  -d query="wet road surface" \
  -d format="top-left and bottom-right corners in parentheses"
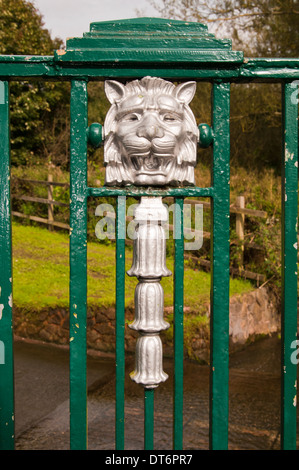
top-left (13, 334), bottom-right (298, 450)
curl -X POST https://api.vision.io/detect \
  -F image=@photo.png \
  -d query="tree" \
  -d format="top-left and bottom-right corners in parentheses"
top-left (145, 0), bottom-right (299, 170)
top-left (0, 0), bottom-right (62, 55)
top-left (0, 0), bottom-right (70, 166)
top-left (147, 0), bottom-right (299, 56)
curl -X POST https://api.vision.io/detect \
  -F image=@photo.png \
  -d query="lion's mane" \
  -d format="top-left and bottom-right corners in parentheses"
top-left (103, 77), bottom-right (198, 186)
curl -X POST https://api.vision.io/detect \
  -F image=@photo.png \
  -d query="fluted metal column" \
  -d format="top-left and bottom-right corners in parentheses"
top-left (102, 75), bottom-right (198, 447)
top-left (127, 197), bottom-right (171, 389)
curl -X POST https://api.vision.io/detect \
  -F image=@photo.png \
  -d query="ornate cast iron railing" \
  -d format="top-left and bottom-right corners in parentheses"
top-left (0, 18), bottom-right (298, 450)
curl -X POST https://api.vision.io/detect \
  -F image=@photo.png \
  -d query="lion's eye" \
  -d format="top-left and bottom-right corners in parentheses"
top-left (122, 113), bottom-right (140, 122)
top-left (163, 114), bottom-right (179, 122)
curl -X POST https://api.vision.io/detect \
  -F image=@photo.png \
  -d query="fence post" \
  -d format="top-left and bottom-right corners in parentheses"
top-left (280, 81), bottom-right (298, 450)
top-left (209, 80), bottom-right (231, 450)
top-left (0, 80), bottom-right (15, 449)
top-left (47, 173), bottom-right (54, 231)
top-left (235, 195), bottom-right (245, 267)
top-left (69, 79), bottom-right (88, 450)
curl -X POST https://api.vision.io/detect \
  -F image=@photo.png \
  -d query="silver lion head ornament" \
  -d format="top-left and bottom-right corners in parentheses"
top-left (104, 76), bottom-right (199, 186)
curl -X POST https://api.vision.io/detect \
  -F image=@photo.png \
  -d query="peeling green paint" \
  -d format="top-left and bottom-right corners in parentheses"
top-left (281, 82), bottom-right (298, 450)
top-left (0, 81), bottom-right (5, 104)
top-left (115, 195), bottom-right (126, 450)
top-left (69, 80), bottom-right (88, 450)
top-left (0, 81), bottom-right (14, 450)
top-left (209, 81), bottom-right (231, 450)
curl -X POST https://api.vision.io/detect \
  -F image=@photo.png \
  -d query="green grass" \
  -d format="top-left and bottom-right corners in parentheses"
top-left (12, 222), bottom-right (254, 313)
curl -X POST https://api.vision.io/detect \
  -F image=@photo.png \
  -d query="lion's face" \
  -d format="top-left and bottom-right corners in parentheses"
top-left (104, 77), bottom-right (198, 186)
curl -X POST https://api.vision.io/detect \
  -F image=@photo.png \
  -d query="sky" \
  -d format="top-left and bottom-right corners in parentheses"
top-left (32, 0), bottom-right (159, 45)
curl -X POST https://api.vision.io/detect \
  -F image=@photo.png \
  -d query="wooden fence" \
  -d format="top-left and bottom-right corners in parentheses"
top-left (11, 174), bottom-right (70, 230)
top-left (11, 175), bottom-right (267, 284)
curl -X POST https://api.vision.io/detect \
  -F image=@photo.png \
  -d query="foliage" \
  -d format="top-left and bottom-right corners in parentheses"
top-left (211, 0), bottom-right (299, 57)
top-left (0, 0), bottom-right (62, 54)
top-left (146, 0), bottom-right (299, 171)
top-left (0, 0), bottom-right (70, 166)
top-left (249, 217), bottom-right (281, 283)
top-left (147, 0), bottom-right (299, 56)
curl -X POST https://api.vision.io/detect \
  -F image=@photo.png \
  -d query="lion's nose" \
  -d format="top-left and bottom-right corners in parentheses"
top-left (137, 123), bottom-right (164, 140)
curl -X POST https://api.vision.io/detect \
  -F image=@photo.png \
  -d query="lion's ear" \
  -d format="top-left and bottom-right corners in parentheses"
top-left (105, 80), bottom-right (126, 104)
top-left (175, 81), bottom-right (196, 105)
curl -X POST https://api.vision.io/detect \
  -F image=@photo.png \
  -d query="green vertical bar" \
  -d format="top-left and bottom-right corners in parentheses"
top-left (69, 80), bottom-right (88, 450)
top-left (281, 81), bottom-right (298, 450)
top-left (115, 195), bottom-right (126, 450)
top-left (209, 81), bottom-right (231, 450)
top-left (173, 197), bottom-right (184, 450)
top-left (0, 81), bottom-right (14, 450)
top-left (144, 388), bottom-right (154, 450)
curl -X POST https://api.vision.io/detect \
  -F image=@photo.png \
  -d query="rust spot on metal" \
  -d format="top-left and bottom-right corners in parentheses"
top-left (56, 49), bottom-right (67, 56)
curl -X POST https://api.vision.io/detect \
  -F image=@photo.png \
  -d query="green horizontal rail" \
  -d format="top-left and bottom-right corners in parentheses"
top-left (239, 58), bottom-right (299, 80)
top-left (0, 55), bottom-right (299, 80)
top-left (88, 186), bottom-right (214, 198)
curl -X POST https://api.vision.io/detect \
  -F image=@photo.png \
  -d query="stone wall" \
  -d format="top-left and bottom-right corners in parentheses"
top-left (229, 286), bottom-right (280, 346)
top-left (13, 286), bottom-right (280, 363)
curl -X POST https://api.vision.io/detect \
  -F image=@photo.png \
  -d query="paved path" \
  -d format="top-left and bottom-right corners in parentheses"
top-left (13, 335), bottom-right (289, 450)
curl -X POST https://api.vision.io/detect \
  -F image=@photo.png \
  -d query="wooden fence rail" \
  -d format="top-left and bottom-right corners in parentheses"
top-left (11, 175), bottom-right (268, 283)
top-left (11, 174), bottom-right (70, 230)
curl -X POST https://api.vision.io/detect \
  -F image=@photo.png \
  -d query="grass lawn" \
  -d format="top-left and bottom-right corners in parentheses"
top-left (12, 222), bottom-right (254, 313)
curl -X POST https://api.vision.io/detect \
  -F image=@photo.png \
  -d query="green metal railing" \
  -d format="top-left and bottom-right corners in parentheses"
top-left (0, 18), bottom-right (298, 451)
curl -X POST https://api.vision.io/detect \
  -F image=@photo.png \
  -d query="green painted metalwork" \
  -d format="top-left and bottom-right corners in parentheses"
top-left (0, 16), bottom-right (298, 451)
top-left (69, 80), bottom-right (88, 450)
top-left (173, 198), bottom-right (185, 450)
top-left (281, 82), bottom-right (298, 450)
top-left (0, 81), bottom-right (14, 450)
top-left (209, 81), bottom-right (231, 449)
top-left (144, 389), bottom-right (155, 450)
top-left (88, 186), bottom-right (214, 198)
top-left (239, 58), bottom-right (299, 80)
top-left (54, 18), bottom-right (243, 66)
top-left (198, 123), bottom-right (214, 148)
top-left (115, 196), bottom-right (126, 450)
top-left (0, 55), bottom-right (299, 81)
top-left (87, 123), bottom-right (103, 148)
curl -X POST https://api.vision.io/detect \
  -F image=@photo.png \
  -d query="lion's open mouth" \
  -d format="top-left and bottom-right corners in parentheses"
top-left (126, 138), bottom-right (176, 175)
top-left (129, 153), bottom-right (175, 175)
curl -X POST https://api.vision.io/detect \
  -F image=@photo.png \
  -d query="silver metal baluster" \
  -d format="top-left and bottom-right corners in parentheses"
top-left (127, 197), bottom-right (171, 388)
